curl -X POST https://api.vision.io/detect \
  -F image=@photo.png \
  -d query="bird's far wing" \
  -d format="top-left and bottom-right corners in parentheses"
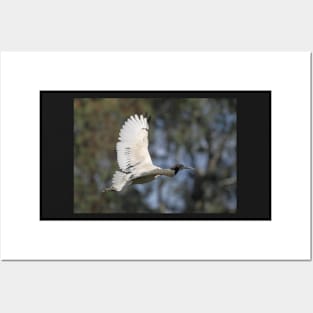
top-left (116, 114), bottom-right (153, 172)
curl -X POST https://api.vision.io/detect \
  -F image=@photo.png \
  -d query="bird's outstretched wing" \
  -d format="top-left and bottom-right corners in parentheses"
top-left (116, 114), bottom-right (153, 173)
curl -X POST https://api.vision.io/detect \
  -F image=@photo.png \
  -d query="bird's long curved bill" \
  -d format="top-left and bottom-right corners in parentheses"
top-left (183, 166), bottom-right (195, 170)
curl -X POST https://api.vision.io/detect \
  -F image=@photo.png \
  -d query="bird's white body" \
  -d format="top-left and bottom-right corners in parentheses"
top-left (106, 114), bottom-right (160, 191)
top-left (104, 114), bottom-right (193, 192)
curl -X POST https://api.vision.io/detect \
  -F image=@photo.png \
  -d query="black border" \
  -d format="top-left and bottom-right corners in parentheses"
top-left (40, 91), bottom-right (271, 220)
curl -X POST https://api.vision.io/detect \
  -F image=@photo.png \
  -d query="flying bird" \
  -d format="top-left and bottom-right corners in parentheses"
top-left (104, 114), bottom-right (194, 192)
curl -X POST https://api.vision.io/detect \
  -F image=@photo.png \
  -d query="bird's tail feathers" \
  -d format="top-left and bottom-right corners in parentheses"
top-left (103, 186), bottom-right (116, 192)
top-left (103, 171), bottom-right (131, 192)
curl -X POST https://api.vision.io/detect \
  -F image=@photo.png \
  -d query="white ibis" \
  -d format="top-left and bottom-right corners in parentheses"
top-left (104, 114), bottom-right (194, 192)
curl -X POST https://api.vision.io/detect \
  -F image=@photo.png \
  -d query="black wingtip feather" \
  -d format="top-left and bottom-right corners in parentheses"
top-left (143, 112), bottom-right (151, 123)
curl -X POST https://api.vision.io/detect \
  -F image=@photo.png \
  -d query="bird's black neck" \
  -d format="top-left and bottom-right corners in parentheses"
top-left (170, 165), bottom-right (182, 175)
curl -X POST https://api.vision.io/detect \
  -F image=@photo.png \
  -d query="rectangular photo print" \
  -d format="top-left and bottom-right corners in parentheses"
top-left (74, 98), bottom-right (237, 215)
top-left (40, 91), bottom-right (270, 220)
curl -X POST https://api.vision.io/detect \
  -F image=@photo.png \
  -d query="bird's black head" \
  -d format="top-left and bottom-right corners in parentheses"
top-left (171, 163), bottom-right (194, 175)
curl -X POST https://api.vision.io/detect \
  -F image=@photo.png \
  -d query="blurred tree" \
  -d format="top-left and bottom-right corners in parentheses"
top-left (74, 98), bottom-right (236, 214)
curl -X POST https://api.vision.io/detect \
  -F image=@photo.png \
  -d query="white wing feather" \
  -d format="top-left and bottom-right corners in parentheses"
top-left (116, 114), bottom-right (154, 174)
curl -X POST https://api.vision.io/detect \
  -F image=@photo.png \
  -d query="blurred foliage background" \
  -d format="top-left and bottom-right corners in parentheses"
top-left (74, 98), bottom-right (236, 214)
